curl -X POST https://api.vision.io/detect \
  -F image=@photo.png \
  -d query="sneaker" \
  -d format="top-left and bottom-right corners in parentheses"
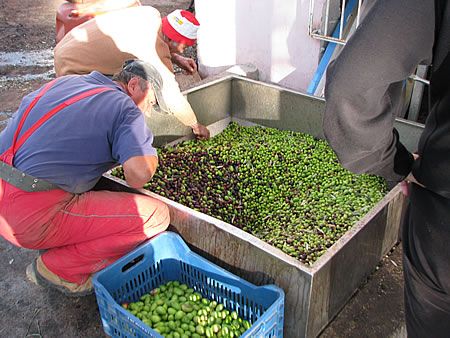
top-left (26, 256), bottom-right (93, 297)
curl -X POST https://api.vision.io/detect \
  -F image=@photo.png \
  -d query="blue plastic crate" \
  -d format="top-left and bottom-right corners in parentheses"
top-left (93, 231), bottom-right (284, 338)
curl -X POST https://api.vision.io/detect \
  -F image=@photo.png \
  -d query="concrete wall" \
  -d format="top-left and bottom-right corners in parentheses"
top-left (195, 0), bottom-right (324, 92)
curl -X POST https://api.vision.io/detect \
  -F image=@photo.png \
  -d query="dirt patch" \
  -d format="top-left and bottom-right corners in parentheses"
top-left (0, 0), bottom-right (191, 53)
top-left (320, 244), bottom-right (405, 337)
top-left (0, 80), bottom-right (46, 112)
top-left (0, 0), bottom-right (59, 53)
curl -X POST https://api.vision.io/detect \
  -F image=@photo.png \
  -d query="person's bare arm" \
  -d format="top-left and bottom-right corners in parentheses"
top-left (123, 155), bottom-right (158, 188)
top-left (171, 53), bottom-right (197, 74)
top-left (139, 46), bottom-right (206, 132)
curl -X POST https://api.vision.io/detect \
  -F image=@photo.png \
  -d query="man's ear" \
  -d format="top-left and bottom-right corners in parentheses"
top-left (127, 77), bottom-right (140, 95)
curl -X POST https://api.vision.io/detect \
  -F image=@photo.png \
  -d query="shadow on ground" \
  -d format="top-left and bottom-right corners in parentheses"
top-left (0, 238), bottom-right (104, 337)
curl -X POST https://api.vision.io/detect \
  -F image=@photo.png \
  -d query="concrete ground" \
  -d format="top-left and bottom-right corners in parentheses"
top-left (0, 0), bottom-right (406, 337)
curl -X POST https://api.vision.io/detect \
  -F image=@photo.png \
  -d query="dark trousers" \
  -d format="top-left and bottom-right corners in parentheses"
top-left (402, 185), bottom-right (450, 337)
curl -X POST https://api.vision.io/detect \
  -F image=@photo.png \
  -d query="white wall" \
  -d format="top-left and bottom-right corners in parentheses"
top-left (195, 0), bottom-right (324, 92)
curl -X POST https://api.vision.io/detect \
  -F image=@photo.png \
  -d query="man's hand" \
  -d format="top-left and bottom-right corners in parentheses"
top-left (191, 123), bottom-right (210, 140)
top-left (400, 153), bottom-right (424, 196)
top-left (400, 173), bottom-right (424, 196)
top-left (172, 54), bottom-right (197, 75)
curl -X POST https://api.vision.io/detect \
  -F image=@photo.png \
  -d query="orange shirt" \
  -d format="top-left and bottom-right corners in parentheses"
top-left (54, 6), bottom-right (198, 127)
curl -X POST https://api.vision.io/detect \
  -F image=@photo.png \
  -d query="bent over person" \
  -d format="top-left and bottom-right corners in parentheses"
top-left (54, 6), bottom-right (210, 140)
top-left (323, 0), bottom-right (450, 336)
top-left (0, 60), bottom-right (170, 296)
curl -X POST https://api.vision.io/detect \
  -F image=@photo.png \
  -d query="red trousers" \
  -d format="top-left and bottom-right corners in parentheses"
top-left (0, 179), bottom-right (170, 285)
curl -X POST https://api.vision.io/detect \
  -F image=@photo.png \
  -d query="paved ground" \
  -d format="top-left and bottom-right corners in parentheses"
top-left (0, 1), bottom-right (407, 337)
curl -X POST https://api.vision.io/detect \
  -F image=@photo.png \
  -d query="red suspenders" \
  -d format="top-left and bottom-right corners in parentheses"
top-left (0, 78), bottom-right (114, 191)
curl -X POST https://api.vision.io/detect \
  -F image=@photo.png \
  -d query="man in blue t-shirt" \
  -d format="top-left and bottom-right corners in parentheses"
top-left (0, 60), bottom-right (170, 296)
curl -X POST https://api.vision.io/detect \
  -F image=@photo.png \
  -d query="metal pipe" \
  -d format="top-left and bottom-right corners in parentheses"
top-left (356, 0), bottom-right (362, 27)
top-left (409, 74), bottom-right (430, 86)
top-left (324, 0), bottom-right (331, 36)
top-left (308, 0), bottom-right (315, 37)
top-left (339, 0), bottom-right (346, 39)
top-left (309, 0), bottom-right (362, 44)
top-left (310, 32), bottom-right (347, 45)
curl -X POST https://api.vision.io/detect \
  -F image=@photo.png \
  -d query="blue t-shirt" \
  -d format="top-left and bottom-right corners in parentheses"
top-left (0, 72), bottom-right (157, 193)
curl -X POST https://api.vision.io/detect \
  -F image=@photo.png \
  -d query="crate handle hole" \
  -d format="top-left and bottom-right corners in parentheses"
top-left (121, 254), bottom-right (144, 272)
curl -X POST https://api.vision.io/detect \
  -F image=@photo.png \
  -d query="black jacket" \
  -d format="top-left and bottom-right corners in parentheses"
top-left (413, 0), bottom-right (450, 198)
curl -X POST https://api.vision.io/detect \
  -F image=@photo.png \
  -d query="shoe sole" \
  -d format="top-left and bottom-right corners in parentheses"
top-left (26, 263), bottom-right (39, 286)
top-left (27, 259), bottom-right (93, 298)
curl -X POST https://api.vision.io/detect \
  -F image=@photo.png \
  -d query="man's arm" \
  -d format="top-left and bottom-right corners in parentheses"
top-left (323, 0), bottom-right (434, 184)
top-left (112, 99), bottom-right (159, 189)
top-left (171, 53), bottom-right (197, 74)
top-left (123, 155), bottom-right (158, 188)
top-left (146, 54), bottom-right (210, 139)
top-left (134, 34), bottom-right (210, 139)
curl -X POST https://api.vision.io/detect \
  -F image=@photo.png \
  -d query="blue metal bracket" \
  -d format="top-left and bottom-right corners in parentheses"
top-left (306, 0), bottom-right (359, 95)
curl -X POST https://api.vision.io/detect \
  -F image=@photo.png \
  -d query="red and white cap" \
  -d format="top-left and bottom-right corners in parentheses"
top-left (161, 9), bottom-right (200, 46)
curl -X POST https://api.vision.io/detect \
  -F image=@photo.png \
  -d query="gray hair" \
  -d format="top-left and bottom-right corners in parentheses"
top-left (112, 69), bottom-right (148, 91)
